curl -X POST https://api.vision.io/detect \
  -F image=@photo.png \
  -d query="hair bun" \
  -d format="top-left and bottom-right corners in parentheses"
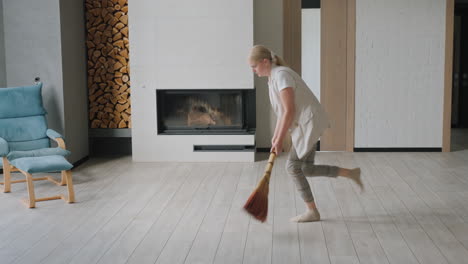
top-left (270, 50), bottom-right (277, 64)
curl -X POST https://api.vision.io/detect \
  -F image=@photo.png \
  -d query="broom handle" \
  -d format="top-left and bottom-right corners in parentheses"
top-left (254, 152), bottom-right (277, 190)
top-left (263, 152), bottom-right (276, 180)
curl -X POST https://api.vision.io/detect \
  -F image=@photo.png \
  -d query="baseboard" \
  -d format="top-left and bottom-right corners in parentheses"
top-left (354, 148), bottom-right (442, 152)
top-left (257, 145), bottom-right (441, 153)
top-left (73, 156), bottom-right (89, 169)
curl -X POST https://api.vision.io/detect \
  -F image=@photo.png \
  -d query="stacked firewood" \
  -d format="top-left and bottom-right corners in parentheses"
top-left (85, 0), bottom-right (131, 128)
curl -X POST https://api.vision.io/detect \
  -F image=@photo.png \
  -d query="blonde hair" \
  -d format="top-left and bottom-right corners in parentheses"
top-left (249, 45), bottom-right (287, 66)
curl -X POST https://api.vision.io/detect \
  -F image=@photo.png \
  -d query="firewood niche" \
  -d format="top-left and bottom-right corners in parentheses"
top-left (85, 0), bottom-right (131, 129)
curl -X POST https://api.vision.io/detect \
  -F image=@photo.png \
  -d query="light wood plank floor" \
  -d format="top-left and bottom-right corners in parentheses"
top-left (1, 150), bottom-right (468, 264)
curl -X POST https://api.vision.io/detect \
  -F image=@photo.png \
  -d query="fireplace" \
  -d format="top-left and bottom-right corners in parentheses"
top-left (157, 89), bottom-right (255, 135)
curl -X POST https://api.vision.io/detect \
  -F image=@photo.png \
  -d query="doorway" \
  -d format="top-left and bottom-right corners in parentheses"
top-left (451, 1), bottom-right (468, 151)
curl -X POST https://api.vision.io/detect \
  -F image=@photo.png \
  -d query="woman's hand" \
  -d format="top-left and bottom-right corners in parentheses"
top-left (271, 138), bottom-right (283, 155)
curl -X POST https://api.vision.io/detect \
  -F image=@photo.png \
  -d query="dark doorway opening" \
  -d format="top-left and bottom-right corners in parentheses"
top-left (451, 1), bottom-right (468, 150)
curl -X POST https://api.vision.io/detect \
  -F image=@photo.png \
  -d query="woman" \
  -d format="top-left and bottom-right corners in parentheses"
top-left (249, 45), bottom-right (363, 222)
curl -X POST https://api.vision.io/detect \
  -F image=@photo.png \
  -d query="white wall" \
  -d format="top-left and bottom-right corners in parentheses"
top-left (2, 0), bottom-right (88, 162)
top-left (254, 0), bottom-right (283, 148)
top-left (152, 2), bottom-right (253, 89)
top-left (130, 0), bottom-right (254, 161)
top-left (301, 8), bottom-right (321, 101)
top-left (355, 0), bottom-right (446, 148)
top-left (3, 0), bottom-right (65, 133)
top-left (127, 0), bottom-right (290, 153)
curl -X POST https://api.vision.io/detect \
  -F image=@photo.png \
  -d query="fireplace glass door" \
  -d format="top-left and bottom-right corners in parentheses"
top-left (157, 90), bottom-right (249, 134)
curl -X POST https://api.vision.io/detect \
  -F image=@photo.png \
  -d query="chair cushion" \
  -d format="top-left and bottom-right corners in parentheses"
top-left (8, 138), bottom-right (50, 152)
top-left (7, 148), bottom-right (70, 161)
top-left (0, 115), bottom-right (48, 142)
top-left (10, 155), bottom-right (73, 174)
top-left (0, 83), bottom-right (46, 119)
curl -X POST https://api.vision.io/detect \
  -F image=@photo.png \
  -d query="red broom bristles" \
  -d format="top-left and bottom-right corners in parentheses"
top-left (243, 153), bottom-right (276, 222)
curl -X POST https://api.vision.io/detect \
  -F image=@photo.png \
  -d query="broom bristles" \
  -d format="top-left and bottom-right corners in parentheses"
top-left (243, 152), bottom-right (276, 223)
top-left (243, 175), bottom-right (270, 222)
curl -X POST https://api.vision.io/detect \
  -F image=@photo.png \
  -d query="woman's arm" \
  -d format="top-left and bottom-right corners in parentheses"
top-left (272, 115), bottom-right (282, 144)
top-left (271, 87), bottom-right (295, 154)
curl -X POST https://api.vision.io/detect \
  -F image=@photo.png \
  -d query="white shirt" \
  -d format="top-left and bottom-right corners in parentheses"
top-left (268, 65), bottom-right (330, 159)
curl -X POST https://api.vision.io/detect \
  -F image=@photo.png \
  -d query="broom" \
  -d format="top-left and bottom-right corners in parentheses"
top-left (243, 152), bottom-right (276, 222)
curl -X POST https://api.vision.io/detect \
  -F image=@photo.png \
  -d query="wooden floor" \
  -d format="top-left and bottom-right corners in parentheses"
top-left (1, 150), bottom-right (468, 264)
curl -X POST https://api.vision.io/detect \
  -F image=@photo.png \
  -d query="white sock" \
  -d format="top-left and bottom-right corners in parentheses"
top-left (290, 208), bottom-right (320, 223)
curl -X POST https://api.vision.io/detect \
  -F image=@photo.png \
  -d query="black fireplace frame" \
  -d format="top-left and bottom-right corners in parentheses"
top-left (156, 89), bottom-right (256, 135)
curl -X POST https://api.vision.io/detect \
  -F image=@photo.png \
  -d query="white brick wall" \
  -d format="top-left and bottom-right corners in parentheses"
top-left (355, 0), bottom-right (446, 148)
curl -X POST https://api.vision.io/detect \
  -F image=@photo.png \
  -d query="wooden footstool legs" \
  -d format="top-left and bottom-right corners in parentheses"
top-left (20, 169), bottom-right (75, 208)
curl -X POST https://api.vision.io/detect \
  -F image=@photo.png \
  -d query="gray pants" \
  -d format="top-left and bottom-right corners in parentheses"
top-left (286, 144), bottom-right (339, 202)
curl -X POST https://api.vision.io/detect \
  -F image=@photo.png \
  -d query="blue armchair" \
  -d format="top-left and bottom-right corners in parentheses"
top-left (0, 83), bottom-right (75, 208)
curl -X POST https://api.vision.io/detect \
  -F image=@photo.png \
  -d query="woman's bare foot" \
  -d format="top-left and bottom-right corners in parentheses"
top-left (339, 168), bottom-right (364, 192)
